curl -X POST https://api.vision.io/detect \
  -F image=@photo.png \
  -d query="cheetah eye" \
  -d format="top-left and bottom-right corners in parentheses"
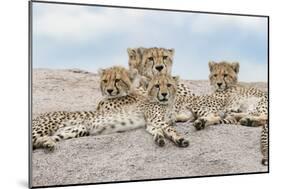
top-left (154, 84), bottom-right (160, 88)
top-left (115, 79), bottom-right (120, 82)
top-left (130, 55), bottom-right (135, 60)
top-left (163, 56), bottom-right (168, 60)
top-left (103, 79), bottom-right (108, 83)
top-left (224, 74), bottom-right (228, 77)
top-left (167, 83), bottom-right (172, 87)
top-left (148, 57), bottom-right (154, 61)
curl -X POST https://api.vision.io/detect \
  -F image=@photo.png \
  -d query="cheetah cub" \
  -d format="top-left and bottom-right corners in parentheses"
top-left (32, 66), bottom-right (145, 151)
top-left (208, 61), bottom-right (267, 127)
top-left (208, 61), bottom-right (268, 165)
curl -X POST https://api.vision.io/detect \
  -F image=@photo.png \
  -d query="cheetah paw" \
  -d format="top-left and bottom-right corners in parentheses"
top-left (175, 138), bottom-right (189, 147)
top-left (239, 117), bottom-right (261, 127)
top-left (193, 119), bottom-right (206, 130)
top-left (239, 117), bottom-right (252, 126)
top-left (154, 135), bottom-right (165, 147)
top-left (43, 139), bottom-right (56, 152)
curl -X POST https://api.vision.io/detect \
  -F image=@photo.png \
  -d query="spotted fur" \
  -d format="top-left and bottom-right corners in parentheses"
top-left (175, 91), bottom-right (239, 130)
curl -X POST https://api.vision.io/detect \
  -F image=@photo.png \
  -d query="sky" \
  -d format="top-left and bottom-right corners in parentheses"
top-left (32, 2), bottom-right (268, 82)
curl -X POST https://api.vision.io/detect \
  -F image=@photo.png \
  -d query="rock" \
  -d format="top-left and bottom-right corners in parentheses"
top-left (32, 69), bottom-right (268, 187)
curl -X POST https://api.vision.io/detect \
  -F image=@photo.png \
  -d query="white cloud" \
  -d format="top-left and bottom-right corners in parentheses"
top-left (34, 4), bottom-right (148, 42)
top-left (34, 4), bottom-right (267, 43)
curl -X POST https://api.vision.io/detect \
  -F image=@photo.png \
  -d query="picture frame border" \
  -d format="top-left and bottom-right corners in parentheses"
top-left (28, 1), bottom-right (270, 188)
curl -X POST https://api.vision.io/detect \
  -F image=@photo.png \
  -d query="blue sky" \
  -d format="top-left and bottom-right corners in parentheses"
top-left (33, 2), bottom-right (268, 82)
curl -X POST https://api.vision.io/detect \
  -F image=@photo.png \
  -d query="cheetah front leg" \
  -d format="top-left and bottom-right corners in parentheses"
top-left (146, 124), bottom-right (166, 147)
top-left (161, 123), bottom-right (189, 147)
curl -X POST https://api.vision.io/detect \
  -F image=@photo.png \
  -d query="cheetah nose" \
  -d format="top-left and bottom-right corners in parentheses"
top-left (161, 92), bottom-right (168, 97)
top-left (107, 89), bottom-right (113, 94)
top-left (217, 83), bottom-right (222, 87)
top-left (155, 65), bottom-right (164, 72)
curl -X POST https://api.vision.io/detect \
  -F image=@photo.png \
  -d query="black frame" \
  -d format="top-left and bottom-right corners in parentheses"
top-left (28, 0), bottom-right (270, 188)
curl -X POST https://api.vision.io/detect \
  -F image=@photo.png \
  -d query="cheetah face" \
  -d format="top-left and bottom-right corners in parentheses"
top-left (99, 66), bottom-right (137, 98)
top-left (141, 48), bottom-right (174, 78)
top-left (209, 61), bottom-right (239, 92)
top-left (146, 74), bottom-right (179, 105)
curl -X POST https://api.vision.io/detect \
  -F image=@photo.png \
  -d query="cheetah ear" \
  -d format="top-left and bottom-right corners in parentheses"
top-left (127, 48), bottom-right (136, 56)
top-left (138, 47), bottom-right (145, 54)
top-left (98, 68), bottom-right (105, 76)
top-left (231, 62), bottom-right (240, 73)
top-left (208, 61), bottom-right (216, 72)
top-left (172, 76), bottom-right (180, 83)
top-left (168, 48), bottom-right (175, 56)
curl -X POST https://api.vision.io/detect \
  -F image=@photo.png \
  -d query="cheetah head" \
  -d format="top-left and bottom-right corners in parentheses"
top-left (140, 47), bottom-right (174, 79)
top-left (209, 61), bottom-right (239, 92)
top-left (146, 74), bottom-right (179, 105)
top-left (99, 66), bottom-right (138, 98)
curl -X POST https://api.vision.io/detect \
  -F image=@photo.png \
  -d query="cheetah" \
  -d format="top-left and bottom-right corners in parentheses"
top-left (127, 47), bottom-right (194, 122)
top-left (208, 61), bottom-right (268, 127)
top-left (193, 61), bottom-right (268, 165)
top-left (173, 61), bottom-right (267, 129)
top-left (32, 67), bottom-right (189, 150)
top-left (32, 66), bottom-right (144, 151)
top-left (209, 61), bottom-right (268, 165)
